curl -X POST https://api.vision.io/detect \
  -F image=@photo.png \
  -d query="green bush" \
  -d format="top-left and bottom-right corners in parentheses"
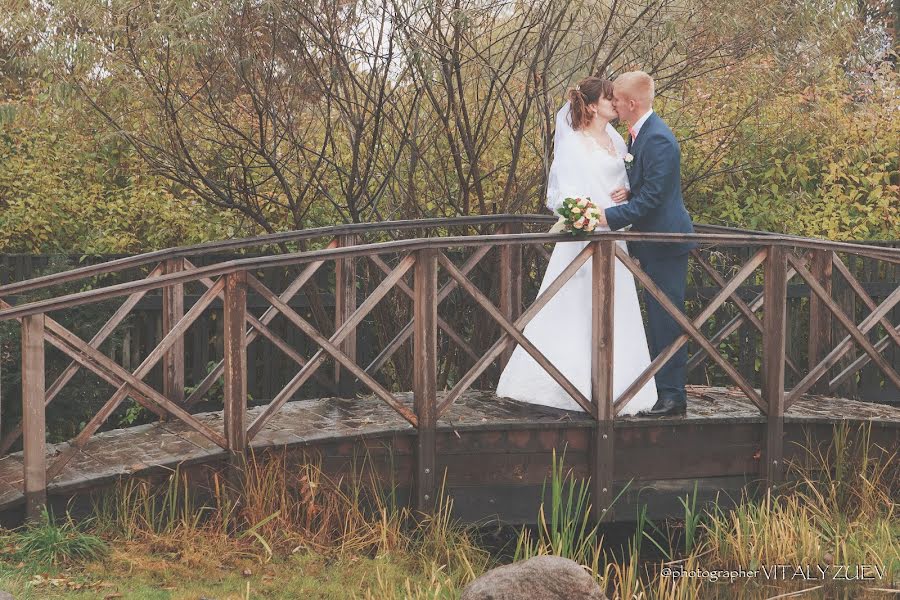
top-left (681, 62), bottom-right (899, 240)
top-left (0, 99), bottom-right (243, 253)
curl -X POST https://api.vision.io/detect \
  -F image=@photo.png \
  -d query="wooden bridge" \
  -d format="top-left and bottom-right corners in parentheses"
top-left (0, 216), bottom-right (898, 524)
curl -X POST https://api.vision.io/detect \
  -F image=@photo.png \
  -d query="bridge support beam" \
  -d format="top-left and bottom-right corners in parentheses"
top-left (591, 241), bottom-right (615, 521)
top-left (334, 234), bottom-right (359, 397)
top-left (413, 249), bottom-right (437, 513)
top-left (499, 223), bottom-right (522, 369)
top-left (21, 314), bottom-right (47, 522)
top-left (763, 245), bottom-right (787, 487)
top-left (162, 258), bottom-right (185, 407)
top-left (808, 250), bottom-right (833, 393)
top-left (223, 271), bottom-right (248, 496)
top-left (224, 271), bottom-right (248, 454)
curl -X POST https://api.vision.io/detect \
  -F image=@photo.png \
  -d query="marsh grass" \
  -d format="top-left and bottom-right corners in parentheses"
top-left (85, 447), bottom-right (489, 597)
top-left (0, 423), bottom-right (895, 598)
top-left (511, 448), bottom-right (705, 599)
top-left (704, 423), bottom-right (899, 579)
top-left (514, 448), bottom-right (604, 567)
top-left (509, 424), bottom-right (897, 600)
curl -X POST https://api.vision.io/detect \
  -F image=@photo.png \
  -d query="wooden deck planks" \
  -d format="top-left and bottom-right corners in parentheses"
top-left (0, 386), bottom-right (898, 516)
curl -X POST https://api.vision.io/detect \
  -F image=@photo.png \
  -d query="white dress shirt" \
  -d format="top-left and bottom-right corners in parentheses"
top-left (630, 109), bottom-right (654, 139)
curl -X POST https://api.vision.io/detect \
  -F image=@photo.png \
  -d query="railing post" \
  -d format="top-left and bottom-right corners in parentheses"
top-left (808, 249), bottom-right (833, 393)
top-left (763, 245), bottom-right (787, 487)
top-left (499, 223), bottom-right (523, 368)
top-left (334, 234), bottom-right (358, 397)
top-left (223, 271), bottom-right (248, 454)
top-left (22, 314), bottom-right (46, 522)
top-left (413, 249), bottom-right (437, 513)
top-left (162, 258), bottom-right (185, 405)
top-left (591, 240), bottom-right (615, 520)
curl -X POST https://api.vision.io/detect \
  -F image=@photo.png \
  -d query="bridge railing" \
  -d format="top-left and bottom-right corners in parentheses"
top-left (1, 216), bottom-right (898, 520)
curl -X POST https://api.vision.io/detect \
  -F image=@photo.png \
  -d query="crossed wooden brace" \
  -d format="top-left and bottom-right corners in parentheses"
top-left (438, 243), bottom-right (770, 417)
top-left (365, 246), bottom-right (492, 375)
top-left (0, 275), bottom-right (229, 481)
top-left (0, 248), bottom-right (343, 462)
top-left (786, 253), bottom-right (900, 407)
top-left (686, 250), bottom-right (900, 400)
top-left (823, 254), bottom-right (900, 393)
top-left (437, 243), bottom-right (597, 416)
top-left (183, 238), bottom-right (342, 408)
top-left (245, 254), bottom-right (420, 439)
top-left (0, 265), bottom-right (171, 456)
top-left (688, 250), bottom-right (803, 378)
top-left (184, 258), bottom-right (338, 397)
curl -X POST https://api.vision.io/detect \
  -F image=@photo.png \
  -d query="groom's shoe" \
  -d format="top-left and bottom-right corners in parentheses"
top-left (639, 396), bottom-right (686, 417)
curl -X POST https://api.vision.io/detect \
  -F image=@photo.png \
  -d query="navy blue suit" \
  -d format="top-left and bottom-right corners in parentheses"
top-left (604, 112), bottom-right (696, 402)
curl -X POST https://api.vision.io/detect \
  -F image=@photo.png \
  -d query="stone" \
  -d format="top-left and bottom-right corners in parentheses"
top-left (0, 591), bottom-right (15, 600)
top-left (461, 555), bottom-right (607, 600)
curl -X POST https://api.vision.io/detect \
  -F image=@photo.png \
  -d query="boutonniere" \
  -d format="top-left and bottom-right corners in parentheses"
top-left (623, 153), bottom-right (634, 171)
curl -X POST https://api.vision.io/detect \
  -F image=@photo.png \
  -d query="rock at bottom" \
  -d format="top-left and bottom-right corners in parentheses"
top-left (461, 555), bottom-right (607, 600)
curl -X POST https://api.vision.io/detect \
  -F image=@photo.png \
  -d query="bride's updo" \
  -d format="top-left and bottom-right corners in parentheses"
top-left (567, 76), bottom-right (614, 130)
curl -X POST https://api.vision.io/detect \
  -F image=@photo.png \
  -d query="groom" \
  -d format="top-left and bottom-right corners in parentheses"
top-left (595, 71), bottom-right (696, 416)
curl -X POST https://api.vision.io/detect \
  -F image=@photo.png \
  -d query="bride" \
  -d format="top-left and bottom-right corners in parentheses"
top-left (496, 76), bottom-right (657, 415)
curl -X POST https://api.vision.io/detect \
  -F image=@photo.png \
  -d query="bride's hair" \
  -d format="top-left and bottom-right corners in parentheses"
top-left (567, 77), bottom-right (614, 130)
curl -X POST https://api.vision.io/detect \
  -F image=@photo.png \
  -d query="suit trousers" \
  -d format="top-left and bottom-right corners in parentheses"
top-left (639, 253), bottom-right (689, 401)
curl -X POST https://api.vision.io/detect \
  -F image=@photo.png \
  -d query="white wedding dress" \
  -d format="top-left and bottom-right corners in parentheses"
top-left (496, 101), bottom-right (657, 415)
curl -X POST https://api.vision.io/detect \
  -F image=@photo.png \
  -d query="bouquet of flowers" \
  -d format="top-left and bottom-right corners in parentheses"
top-left (548, 197), bottom-right (603, 235)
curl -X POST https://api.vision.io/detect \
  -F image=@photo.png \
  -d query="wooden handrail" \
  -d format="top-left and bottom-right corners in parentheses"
top-left (696, 223), bottom-right (900, 247)
top-left (0, 215), bottom-right (547, 296)
top-left (2, 229), bottom-right (899, 322)
top-left (0, 216), bottom-right (897, 298)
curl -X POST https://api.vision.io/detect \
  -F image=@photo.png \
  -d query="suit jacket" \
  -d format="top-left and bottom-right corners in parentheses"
top-left (604, 112), bottom-right (697, 263)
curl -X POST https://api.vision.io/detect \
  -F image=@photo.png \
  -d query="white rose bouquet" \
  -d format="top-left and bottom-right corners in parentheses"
top-left (548, 197), bottom-right (603, 236)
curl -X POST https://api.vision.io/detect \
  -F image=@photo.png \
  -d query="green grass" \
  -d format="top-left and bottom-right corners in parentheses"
top-left (514, 447), bottom-right (603, 566)
top-left (0, 509), bottom-right (108, 568)
top-left (0, 551), bottom-right (457, 599)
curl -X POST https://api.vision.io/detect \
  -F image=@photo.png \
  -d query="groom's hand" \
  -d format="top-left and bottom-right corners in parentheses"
top-left (610, 187), bottom-right (629, 203)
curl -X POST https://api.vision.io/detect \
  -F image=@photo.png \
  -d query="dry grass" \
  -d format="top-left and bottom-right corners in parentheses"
top-left (2, 423), bottom-right (895, 599)
top-left (504, 425), bottom-right (898, 600)
top-left (92, 450), bottom-right (400, 557)
top-left (81, 448), bottom-right (491, 598)
top-left (703, 423), bottom-right (899, 579)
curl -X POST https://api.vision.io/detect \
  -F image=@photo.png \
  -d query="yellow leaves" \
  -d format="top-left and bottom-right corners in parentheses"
top-left (682, 59), bottom-right (899, 241)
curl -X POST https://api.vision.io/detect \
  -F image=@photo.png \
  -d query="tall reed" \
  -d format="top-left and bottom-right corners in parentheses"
top-left (514, 448), bottom-right (604, 569)
top-left (703, 422), bottom-right (898, 580)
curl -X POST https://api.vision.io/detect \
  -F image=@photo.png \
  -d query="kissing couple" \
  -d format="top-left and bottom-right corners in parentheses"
top-left (497, 71), bottom-right (696, 417)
